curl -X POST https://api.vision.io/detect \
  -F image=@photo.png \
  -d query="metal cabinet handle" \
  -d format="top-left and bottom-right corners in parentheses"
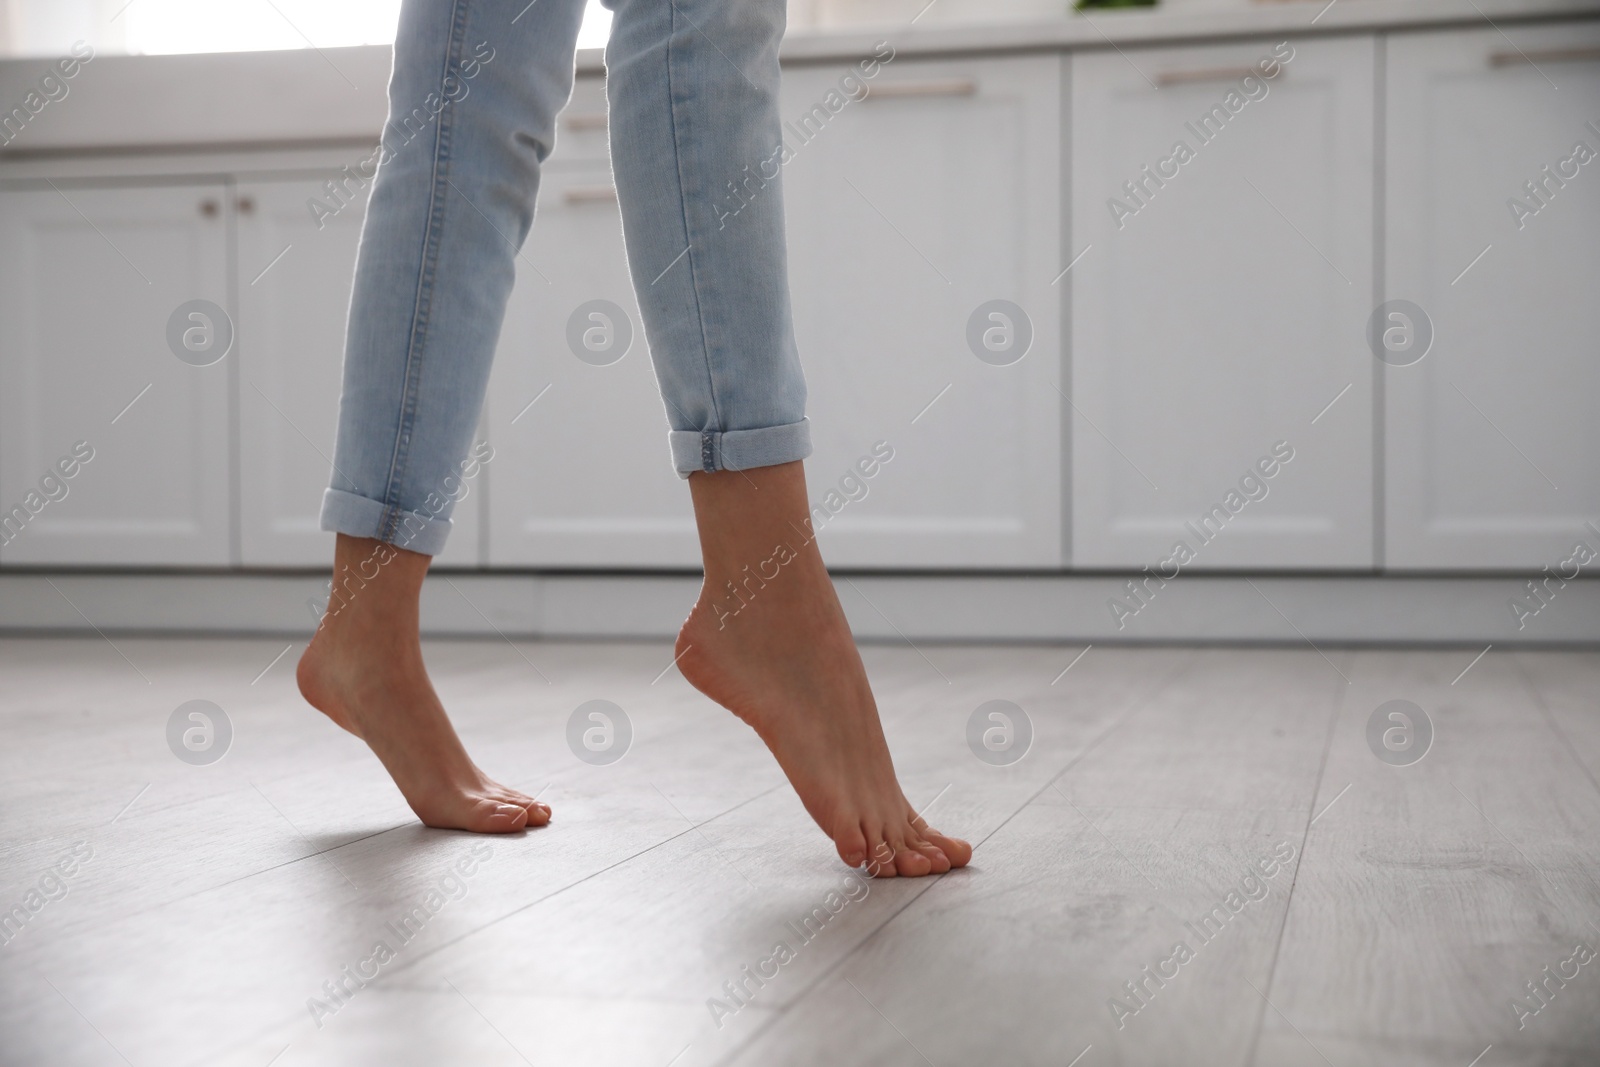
top-left (565, 112), bottom-right (608, 131)
top-left (236, 196), bottom-right (255, 215)
top-left (862, 78), bottom-right (977, 100)
top-left (1156, 67), bottom-right (1283, 86)
top-left (563, 185), bottom-right (617, 204)
top-left (199, 199), bottom-right (219, 218)
top-left (1489, 46), bottom-right (1600, 67)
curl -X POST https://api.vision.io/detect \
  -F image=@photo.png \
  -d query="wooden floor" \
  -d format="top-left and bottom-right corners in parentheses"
top-left (1, 637), bottom-right (1597, 1067)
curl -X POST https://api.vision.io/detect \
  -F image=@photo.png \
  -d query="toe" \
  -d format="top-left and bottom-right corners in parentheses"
top-left (863, 829), bottom-right (897, 879)
top-left (834, 821), bottom-right (869, 869)
top-left (922, 829), bottom-right (972, 869)
top-left (506, 791), bottom-right (552, 824)
top-left (474, 801), bottom-right (529, 834)
top-left (485, 786), bottom-right (549, 825)
top-left (906, 832), bottom-right (951, 874)
top-left (893, 842), bottom-right (933, 878)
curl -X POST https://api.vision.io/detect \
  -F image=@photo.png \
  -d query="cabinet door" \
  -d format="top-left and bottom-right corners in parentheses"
top-left (1384, 24), bottom-right (1600, 569)
top-left (236, 174), bottom-right (478, 567)
top-left (781, 54), bottom-right (1064, 568)
top-left (485, 164), bottom-right (698, 567)
top-left (0, 181), bottom-right (232, 566)
top-left (1071, 38), bottom-right (1375, 569)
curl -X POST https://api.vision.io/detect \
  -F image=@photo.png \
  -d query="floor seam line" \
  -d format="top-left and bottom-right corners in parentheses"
top-left (1242, 649), bottom-right (1352, 1067)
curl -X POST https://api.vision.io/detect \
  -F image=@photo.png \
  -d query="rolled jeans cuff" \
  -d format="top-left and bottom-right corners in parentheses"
top-left (318, 487), bottom-right (453, 557)
top-left (668, 418), bottom-right (812, 478)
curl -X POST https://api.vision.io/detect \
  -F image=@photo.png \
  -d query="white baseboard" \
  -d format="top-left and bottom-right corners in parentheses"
top-left (0, 571), bottom-right (1594, 644)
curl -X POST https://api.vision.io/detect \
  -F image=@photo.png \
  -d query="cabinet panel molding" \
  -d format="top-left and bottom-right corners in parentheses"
top-left (1071, 37), bottom-right (1376, 571)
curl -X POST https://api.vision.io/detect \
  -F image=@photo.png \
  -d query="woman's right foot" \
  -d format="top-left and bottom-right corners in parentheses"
top-left (297, 535), bottom-right (548, 835)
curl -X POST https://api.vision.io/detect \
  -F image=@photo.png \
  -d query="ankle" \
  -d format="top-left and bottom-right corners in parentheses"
top-left (313, 534), bottom-right (427, 639)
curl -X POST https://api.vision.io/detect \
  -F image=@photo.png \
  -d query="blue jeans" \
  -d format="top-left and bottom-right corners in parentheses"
top-left (320, 0), bottom-right (810, 556)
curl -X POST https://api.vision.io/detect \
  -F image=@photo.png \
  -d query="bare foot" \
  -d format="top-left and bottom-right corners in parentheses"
top-left (296, 535), bottom-right (549, 834)
top-left (677, 463), bottom-right (972, 878)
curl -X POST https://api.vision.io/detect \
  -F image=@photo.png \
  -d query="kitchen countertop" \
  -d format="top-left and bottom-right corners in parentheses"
top-left (779, 0), bottom-right (1598, 58)
top-left (0, 0), bottom-right (1593, 156)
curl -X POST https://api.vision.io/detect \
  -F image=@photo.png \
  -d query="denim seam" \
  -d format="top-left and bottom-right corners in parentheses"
top-left (664, 0), bottom-right (724, 472)
top-left (378, 0), bottom-right (472, 543)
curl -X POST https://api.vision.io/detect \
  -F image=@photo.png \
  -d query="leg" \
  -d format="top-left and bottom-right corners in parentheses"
top-left (604, 0), bottom-right (970, 876)
top-left (299, 0), bottom-right (586, 832)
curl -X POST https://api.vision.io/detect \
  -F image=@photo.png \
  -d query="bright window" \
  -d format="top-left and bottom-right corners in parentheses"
top-left (0, 0), bottom-right (613, 57)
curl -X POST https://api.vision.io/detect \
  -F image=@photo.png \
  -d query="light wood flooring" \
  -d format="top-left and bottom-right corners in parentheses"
top-left (1, 637), bottom-right (1597, 1066)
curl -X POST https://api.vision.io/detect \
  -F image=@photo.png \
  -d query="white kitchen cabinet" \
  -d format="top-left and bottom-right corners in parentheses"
top-left (236, 173), bottom-right (478, 567)
top-left (1383, 24), bottom-right (1600, 570)
top-left (489, 56), bottom-right (1065, 570)
top-left (1071, 38), bottom-right (1375, 570)
top-left (781, 54), bottom-right (1065, 568)
top-left (0, 181), bottom-right (233, 566)
top-left (484, 161), bottom-right (699, 568)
